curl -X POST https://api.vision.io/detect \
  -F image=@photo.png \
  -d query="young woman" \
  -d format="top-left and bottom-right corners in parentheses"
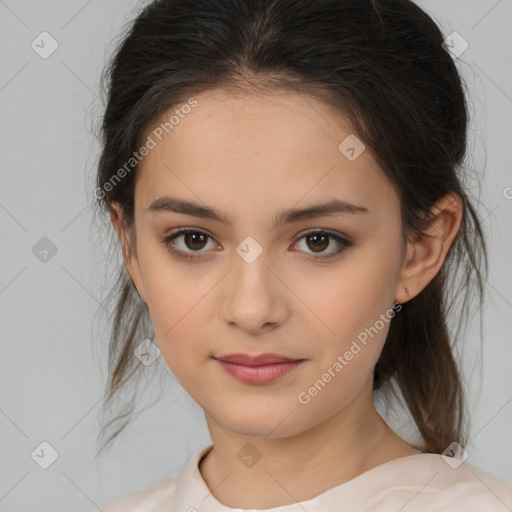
top-left (95, 0), bottom-right (512, 509)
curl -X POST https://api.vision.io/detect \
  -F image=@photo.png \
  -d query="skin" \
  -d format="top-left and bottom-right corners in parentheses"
top-left (110, 88), bottom-right (463, 508)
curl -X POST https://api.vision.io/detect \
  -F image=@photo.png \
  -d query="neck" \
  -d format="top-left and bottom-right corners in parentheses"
top-left (199, 388), bottom-right (419, 508)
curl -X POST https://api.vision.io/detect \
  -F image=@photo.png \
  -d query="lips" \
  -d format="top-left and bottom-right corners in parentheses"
top-left (213, 353), bottom-right (305, 384)
top-left (215, 353), bottom-right (302, 366)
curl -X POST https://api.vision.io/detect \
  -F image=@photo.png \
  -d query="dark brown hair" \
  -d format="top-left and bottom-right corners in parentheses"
top-left (92, 0), bottom-right (488, 458)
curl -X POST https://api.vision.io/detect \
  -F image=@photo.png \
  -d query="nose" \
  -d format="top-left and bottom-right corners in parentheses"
top-left (221, 249), bottom-right (289, 335)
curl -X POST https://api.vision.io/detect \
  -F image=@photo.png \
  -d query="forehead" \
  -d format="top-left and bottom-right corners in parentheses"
top-left (135, 89), bottom-right (397, 222)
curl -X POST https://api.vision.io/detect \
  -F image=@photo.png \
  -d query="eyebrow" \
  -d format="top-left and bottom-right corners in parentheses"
top-left (146, 196), bottom-right (369, 227)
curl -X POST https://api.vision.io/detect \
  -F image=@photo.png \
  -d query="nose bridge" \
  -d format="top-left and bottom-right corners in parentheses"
top-left (222, 234), bottom-right (287, 331)
top-left (232, 234), bottom-right (274, 299)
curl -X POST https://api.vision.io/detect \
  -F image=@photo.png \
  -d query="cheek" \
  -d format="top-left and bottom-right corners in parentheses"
top-left (294, 252), bottom-right (397, 340)
top-left (295, 246), bottom-right (400, 387)
top-left (136, 249), bottom-right (203, 365)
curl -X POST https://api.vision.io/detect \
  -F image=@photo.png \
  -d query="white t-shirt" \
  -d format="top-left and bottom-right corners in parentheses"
top-left (102, 443), bottom-right (512, 511)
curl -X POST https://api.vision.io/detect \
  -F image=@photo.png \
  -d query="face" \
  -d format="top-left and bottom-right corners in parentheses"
top-left (119, 88), bottom-right (408, 439)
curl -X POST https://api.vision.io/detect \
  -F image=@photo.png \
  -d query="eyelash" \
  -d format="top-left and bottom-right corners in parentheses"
top-left (160, 228), bottom-right (352, 262)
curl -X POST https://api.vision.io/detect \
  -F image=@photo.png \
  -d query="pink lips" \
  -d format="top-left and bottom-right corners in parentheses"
top-left (214, 353), bottom-right (305, 384)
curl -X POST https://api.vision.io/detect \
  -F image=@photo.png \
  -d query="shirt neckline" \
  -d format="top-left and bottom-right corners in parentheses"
top-left (173, 443), bottom-right (441, 511)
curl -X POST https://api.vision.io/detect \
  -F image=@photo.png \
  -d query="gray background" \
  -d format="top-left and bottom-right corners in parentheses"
top-left (1, 0), bottom-right (511, 510)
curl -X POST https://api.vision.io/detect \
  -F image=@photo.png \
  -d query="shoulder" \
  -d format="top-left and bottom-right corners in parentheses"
top-left (429, 457), bottom-right (512, 510)
top-left (101, 444), bottom-right (213, 512)
top-left (101, 473), bottom-right (180, 512)
top-left (370, 453), bottom-right (512, 511)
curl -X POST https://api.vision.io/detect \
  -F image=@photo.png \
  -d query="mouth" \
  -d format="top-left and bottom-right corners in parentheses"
top-left (213, 353), bottom-right (306, 384)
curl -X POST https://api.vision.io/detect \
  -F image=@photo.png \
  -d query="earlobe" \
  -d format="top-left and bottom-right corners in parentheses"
top-left (394, 193), bottom-right (463, 304)
top-left (109, 202), bottom-right (147, 303)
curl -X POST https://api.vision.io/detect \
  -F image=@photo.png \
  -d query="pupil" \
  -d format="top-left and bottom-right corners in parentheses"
top-left (186, 232), bottom-right (207, 250)
top-left (183, 233), bottom-right (330, 253)
top-left (308, 234), bottom-right (328, 252)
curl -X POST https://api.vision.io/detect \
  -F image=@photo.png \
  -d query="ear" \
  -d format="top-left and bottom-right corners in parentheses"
top-left (394, 193), bottom-right (463, 304)
top-left (109, 202), bottom-right (147, 303)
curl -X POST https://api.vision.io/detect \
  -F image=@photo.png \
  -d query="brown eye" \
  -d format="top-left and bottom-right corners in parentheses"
top-left (305, 233), bottom-right (330, 253)
top-left (182, 231), bottom-right (208, 251)
top-left (162, 228), bottom-right (217, 259)
top-left (293, 230), bottom-right (352, 261)
top-left (161, 228), bottom-right (352, 262)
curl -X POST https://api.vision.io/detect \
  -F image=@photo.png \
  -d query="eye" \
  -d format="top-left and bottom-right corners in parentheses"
top-left (291, 230), bottom-right (352, 261)
top-left (160, 228), bottom-right (352, 261)
top-left (161, 228), bottom-right (218, 259)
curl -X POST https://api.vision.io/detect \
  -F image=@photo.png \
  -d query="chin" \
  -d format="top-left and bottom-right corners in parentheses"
top-left (212, 402), bottom-right (307, 439)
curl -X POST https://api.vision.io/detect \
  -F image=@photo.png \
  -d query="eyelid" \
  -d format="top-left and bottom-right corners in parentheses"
top-left (290, 228), bottom-right (351, 261)
top-left (160, 226), bottom-right (352, 260)
top-left (159, 227), bottom-right (219, 260)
